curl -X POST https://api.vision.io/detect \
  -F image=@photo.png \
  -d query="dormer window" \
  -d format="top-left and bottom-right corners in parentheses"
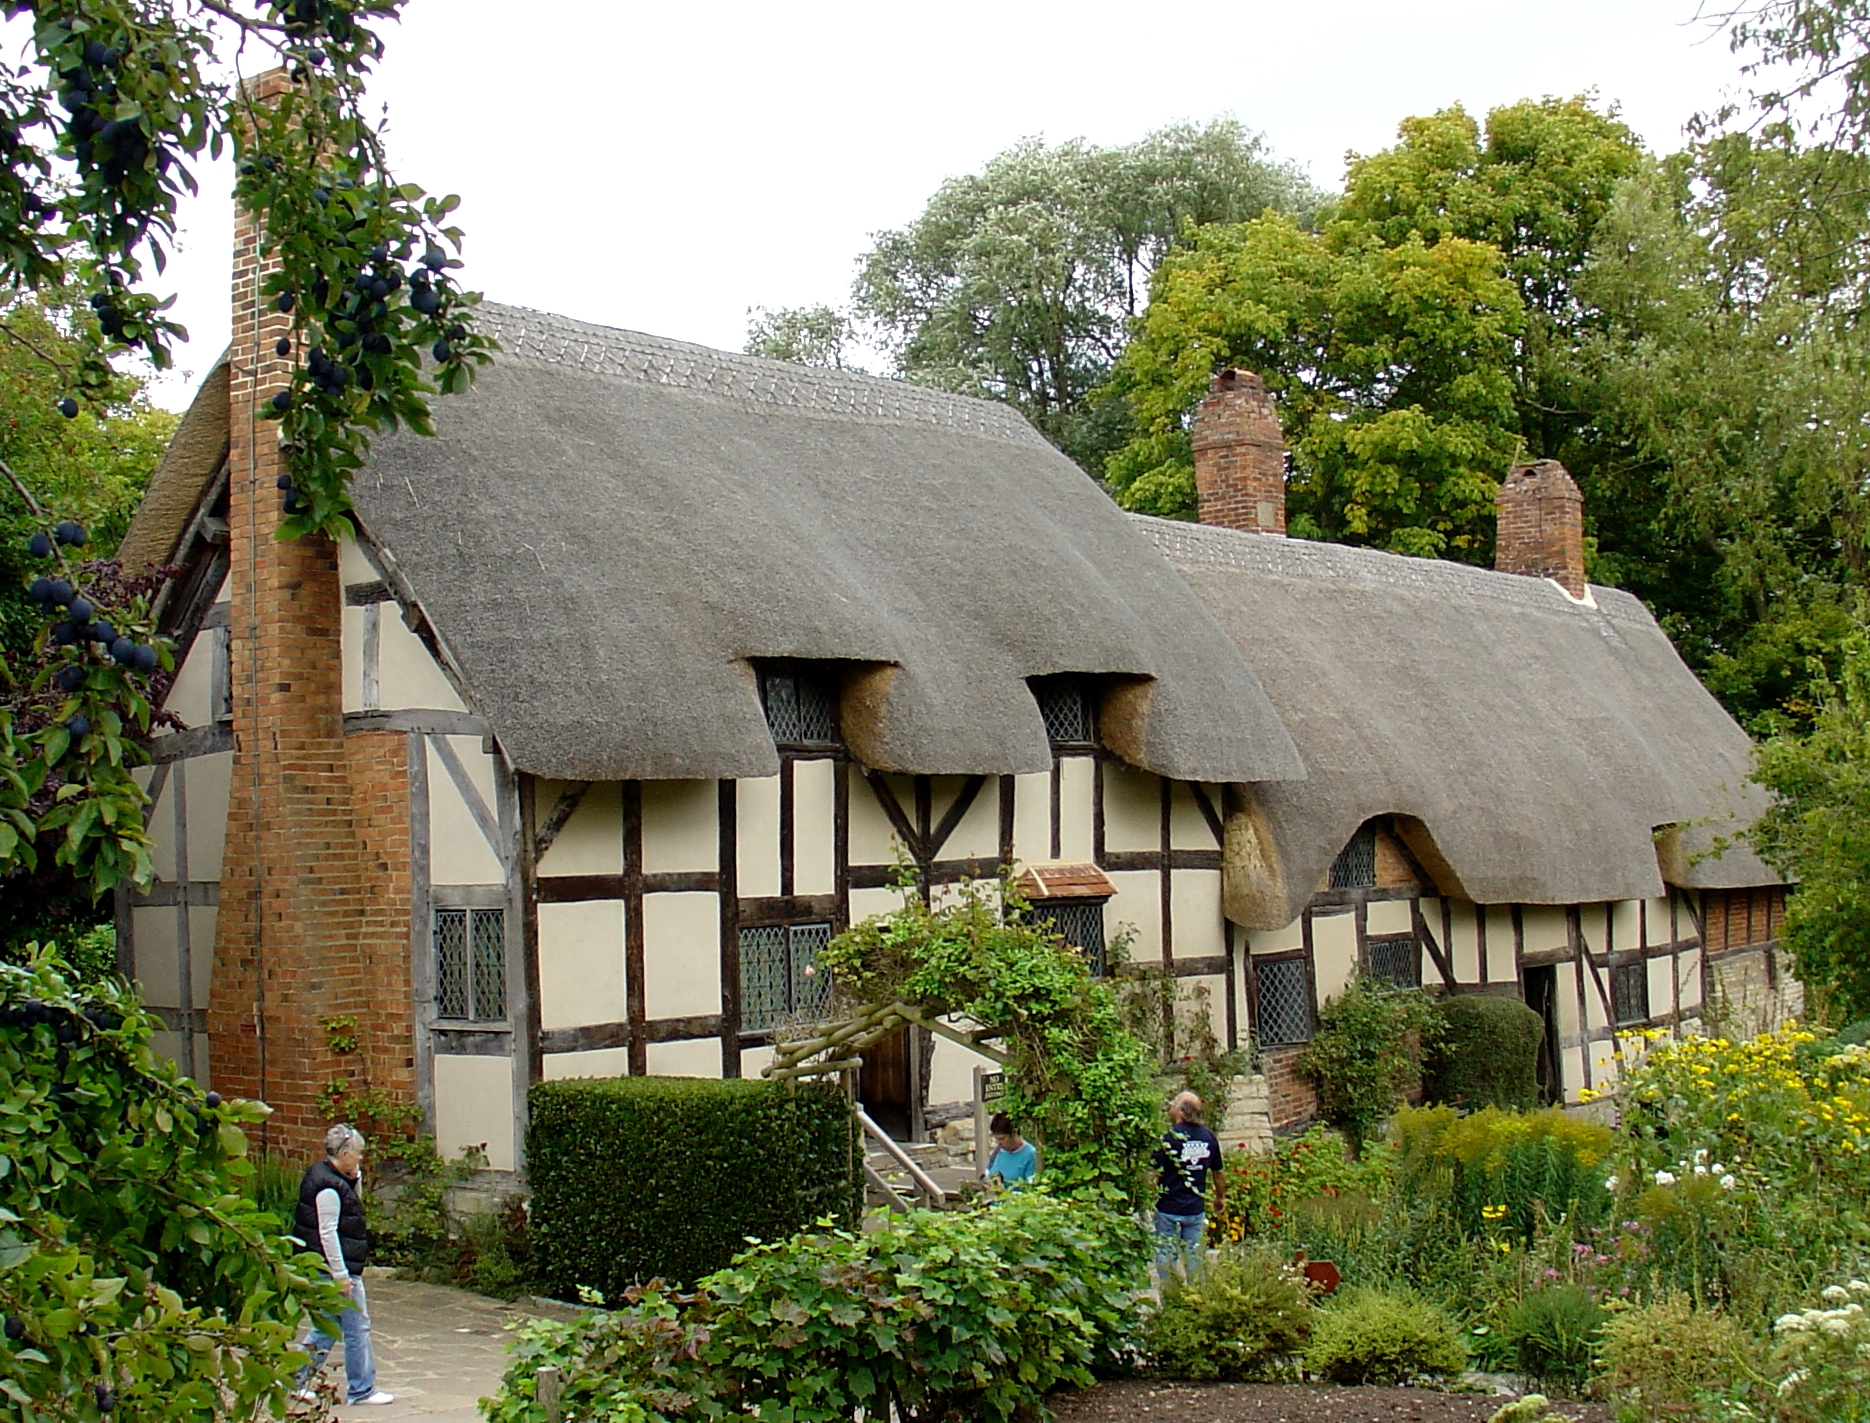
top-left (1031, 675), bottom-right (1095, 750)
top-left (1329, 822), bottom-right (1378, 890)
top-left (758, 664), bottom-right (840, 748)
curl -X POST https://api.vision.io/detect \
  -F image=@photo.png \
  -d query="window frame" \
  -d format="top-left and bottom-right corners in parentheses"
top-left (738, 920), bottom-right (835, 1037)
top-left (1250, 951), bottom-right (1315, 1048)
top-left (1329, 822), bottom-right (1379, 890)
top-left (1610, 956), bottom-right (1650, 1027)
top-left (1365, 931), bottom-right (1422, 990)
top-left (1029, 896), bottom-right (1110, 977)
top-left (431, 899), bottom-right (509, 1025)
top-left (755, 662), bottom-right (842, 750)
top-left (1028, 675), bottom-right (1097, 751)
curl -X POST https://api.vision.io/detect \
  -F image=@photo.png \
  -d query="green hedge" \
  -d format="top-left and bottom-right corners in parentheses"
top-left (527, 1075), bottom-right (860, 1297)
top-left (1424, 992), bottom-right (1544, 1111)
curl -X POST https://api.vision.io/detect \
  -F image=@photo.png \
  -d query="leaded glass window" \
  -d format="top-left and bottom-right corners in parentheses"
top-left (759, 668), bottom-right (839, 746)
top-left (1031, 676), bottom-right (1095, 747)
top-left (1329, 822), bottom-right (1378, 889)
top-left (1611, 960), bottom-right (1649, 1026)
top-left (1254, 956), bottom-right (1313, 1047)
top-left (1032, 899), bottom-right (1108, 976)
top-left (1367, 933), bottom-right (1420, 989)
top-left (435, 907), bottom-right (506, 1022)
top-left (741, 922), bottom-right (833, 1032)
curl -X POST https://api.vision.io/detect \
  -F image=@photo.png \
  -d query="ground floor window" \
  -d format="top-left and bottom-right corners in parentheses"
top-left (435, 907), bottom-right (506, 1022)
top-left (1366, 932), bottom-right (1420, 989)
top-left (741, 922), bottom-right (833, 1032)
top-left (1611, 958), bottom-right (1649, 1026)
top-left (1253, 954), bottom-right (1313, 1047)
top-left (1031, 898), bottom-right (1108, 976)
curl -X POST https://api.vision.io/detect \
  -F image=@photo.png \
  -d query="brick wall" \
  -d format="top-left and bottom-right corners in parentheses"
top-left (1704, 887), bottom-right (1785, 954)
top-left (1373, 825), bottom-right (1418, 890)
top-left (1495, 459), bottom-right (1585, 597)
top-left (1191, 369), bottom-right (1286, 535)
top-left (1261, 1045), bottom-right (1318, 1128)
top-left (206, 69), bottom-right (414, 1151)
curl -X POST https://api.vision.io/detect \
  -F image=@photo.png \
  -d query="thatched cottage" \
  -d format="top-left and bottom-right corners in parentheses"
top-left (113, 226), bottom-right (1793, 1168)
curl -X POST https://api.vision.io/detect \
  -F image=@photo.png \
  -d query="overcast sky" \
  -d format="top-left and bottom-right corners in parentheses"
top-left (145, 0), bottom-right (1758, 408)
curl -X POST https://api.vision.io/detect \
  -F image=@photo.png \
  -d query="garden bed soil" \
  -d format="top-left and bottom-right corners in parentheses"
top-left (1051, 1381), bottom-right (1613, 1423)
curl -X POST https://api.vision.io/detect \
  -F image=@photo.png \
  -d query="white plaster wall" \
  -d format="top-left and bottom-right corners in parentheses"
top-left (642, 779), bottom-right (717, 874)
top-left (1522, 906), bottom-right (1570, 955)
top-left (1578, 907), bottom-right (1606, 957)
top-left (1417, 898), bottom-right (1446, 986)
top-left (1057, 757), bottom-right (1094, 862)
top-left (1613, 899), bottom-right (1643, 951)
top-left (150, 1029), bottom-right (185, 1069)
top-left (737, 776), bottom-right (781, 899)
top-left (848, 886), bottom-right (901, 927)
top-left (1247, 918), bottom-right (1304, 955)
top-left (1010, 772), bottom-right (1049, 865)
top-left (1677, 949), bottom-right (1704, 1011)
top-left (132, 907), bottom-right (180, 1009)
top-left (1168, 782), bottom-right (1214, 850)
top-left (187, 906), bottom-right (216, 1009)
top-left (341, 604), bottom-right (370, 713)
top-left (1102, 762), bottom-right (1157, 852)
top-left (184, 752), bottom-right (231, 881)
top-left (1483, 905), bottom-right (1515, 981)
top-left (847, 776), bottom-right (901, 866)
top-left (1311, 910), bottom-right (1358, 1002)
top-left (937, 773), bottom-right (999, 861)
top-left (645, 1038), bottom-right (722, 1078)
top-left (432, 1054), bottom-right (516, 1171)
top-left (1170, 869), bottom-right (1224, 961)
top-left (928, 1030), bottom-right (999, 1105)
top-left (794, 760), bottom-right (837, 893)
top-left (1447, 902), bottom-right (1480, 982)
top-left (739, 1044), bottom-right (776, 1079)
top-left (1555, 964), bottom-right (1582, 1037)
top-left (1366, 899), bottom-right (1411, 936)
top-left (542, 1047), bottom-right (631, 1080)
top-left (338, 535), bottom-right (378, 585)
top-left (1648, 955), bottom-right (1674, 1021)
top-left (1104, 868), bottom-right (1159, 962)
top-left (148, 772), bottom-right (178, 883)
top-left (376, 611), bottom-right (467, 712)
top-left (427, 737), bottom-right (505, 886)
top-left (642, 892), bottom-right (720, 1019)
top-left (537, 782), bottom-right (622, 877)
top-left (1649, 897), bottom-right (1677, 945)
top-left (164, 634), bottom-right (214, 727)
top-left (537, 899), bottom-right (626, 1031)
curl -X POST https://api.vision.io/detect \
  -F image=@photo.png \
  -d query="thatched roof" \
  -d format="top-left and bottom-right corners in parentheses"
top-left (347, 306), bottom-right (1303, 783)
top-left (1140, 518), bottom-right (1778, 924)
top-left (118, 356), bottom-right (228, 572)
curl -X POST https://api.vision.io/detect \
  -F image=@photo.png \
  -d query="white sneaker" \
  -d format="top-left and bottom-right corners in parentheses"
top-left (351, 1393), bottom-right (395, 1407)
top-left (291, 1390), bottom-right (318, 1405)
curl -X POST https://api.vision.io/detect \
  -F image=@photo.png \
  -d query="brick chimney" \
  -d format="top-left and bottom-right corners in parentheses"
top-left (1495, 458), bottom-right (1586, 598)
top-left (208, 70), bottom-right (414, 1149)
top-left (1191, 368), bottom-right (1285, 535)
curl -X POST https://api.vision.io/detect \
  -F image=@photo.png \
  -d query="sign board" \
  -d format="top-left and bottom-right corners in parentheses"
top-left (979, 1071), bottom-right (1007, 1104)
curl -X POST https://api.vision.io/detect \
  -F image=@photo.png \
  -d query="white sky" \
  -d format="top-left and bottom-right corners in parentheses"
top-left (146, 0), bottom-right (1758, 408)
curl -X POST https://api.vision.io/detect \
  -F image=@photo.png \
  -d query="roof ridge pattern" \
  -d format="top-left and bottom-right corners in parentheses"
top-left (1131, 513), bottom-right (1651, 625)
top-left (477, 302), bottom-right (1048, 446)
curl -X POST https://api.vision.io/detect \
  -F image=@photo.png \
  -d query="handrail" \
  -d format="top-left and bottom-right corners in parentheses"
top-left (855, 1106), bottom-right (947, 1206)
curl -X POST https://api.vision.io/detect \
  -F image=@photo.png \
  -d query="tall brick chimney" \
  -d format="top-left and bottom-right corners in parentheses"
top-left (208, 70), bottom-right (413, 1150)
top-left (1495, 458), bottom-right (1586, 598)
top-left (1191, 368), bottom-right (1286, 535)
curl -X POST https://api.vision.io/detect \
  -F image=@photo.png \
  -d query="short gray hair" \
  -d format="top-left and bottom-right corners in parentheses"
top-left (324, 1124), bottom-right (367, 1158)
top-left (1172, 1091), bottom-right (1203, 1124)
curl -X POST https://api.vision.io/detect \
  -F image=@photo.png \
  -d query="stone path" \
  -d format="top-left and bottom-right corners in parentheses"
top-left (303, 1272), bottom-right (536, 1423)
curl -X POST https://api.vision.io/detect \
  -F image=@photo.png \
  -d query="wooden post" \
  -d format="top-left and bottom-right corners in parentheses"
top-left (536, 1367), bottom-right (562, 1423)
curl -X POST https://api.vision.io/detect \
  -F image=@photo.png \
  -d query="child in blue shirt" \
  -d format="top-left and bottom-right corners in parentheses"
top-left (986, 1113), bottom-right (1038, 1187)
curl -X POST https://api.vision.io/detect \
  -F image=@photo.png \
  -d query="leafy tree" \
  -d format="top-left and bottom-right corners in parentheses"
top-left (1101, 213), bottom-right (1523, 557)
top-left (1713, 0), bottom-right (1870, 149)
top-left (852, 120), bottom-right (1321, 472)
top-left (1, 1), bottom-right (487, 905)
top-left (0, 948), bottom-right (337, 1423)
top-left (1749, 607), bottom-right (1870, 1018)
top-left (743, 303), bottom-right (858, 369)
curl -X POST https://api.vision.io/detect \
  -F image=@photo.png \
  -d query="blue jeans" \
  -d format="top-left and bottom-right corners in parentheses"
top-left (1154, 1210), bottom-right (1207, 1280)
top-left (299, 1274), bottom-right (376, 1401)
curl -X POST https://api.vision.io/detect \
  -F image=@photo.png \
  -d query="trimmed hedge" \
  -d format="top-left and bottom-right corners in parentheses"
top-left (1425, 992), bottom-right (1544, 1110)
top-left (527, 1075), bottom-right (860, 1297)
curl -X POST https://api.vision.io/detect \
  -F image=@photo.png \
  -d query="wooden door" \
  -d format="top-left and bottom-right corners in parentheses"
top-left (1524, 966), bottom-right (1562, 1105)
top-left (859, 1026), bottom-right (914, 1140)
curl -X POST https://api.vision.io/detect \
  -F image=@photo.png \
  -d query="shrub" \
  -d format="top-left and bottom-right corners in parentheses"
top-left (1425, 994), bottom-right (1544, 1111)
top-left (1299, 973), bottom-right (1442, 1150)
top-left (1838, 1018), bottom-right (1870, 1048)
top-left (527, 1075), bottom-right (860, 1296)
top-left (1597, 1293), bottom-right (1760, 1420)
top-left (1303, 1287), bottom-right (1467, 1384)
top-left (1211, 1125), bottom-right (1394, 1243)
top-left (1502, 1283), bottom-right (1603, 1392)
top-left (1144, 1251), bottom-right (1315, 1380)
top-left (1393, 1104), bottom-right (1614, 1242)
top-left (1757, 1278), bottom-right (1870, 1423)
top-left (485, 1192), bottom-right (1150, 1423)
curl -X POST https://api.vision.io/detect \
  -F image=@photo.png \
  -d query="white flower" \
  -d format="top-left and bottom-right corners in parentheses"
top-left (1694, 1148), bottom-right (1709, 1164)
top-left (1849, 1280), bottom-right (1870, 1297)
top-left (1775, 1314), bottom-right (1809, 1333)
top-left (1711, 1163), bottom-right (1725, 1174)
top-left (1777, 1367), bottom-right (1810, 1395)
top-left (1820, 1316), bottom-right (1854, 1337)
top-left (1654, 1169), bottom-right (1677, 1186)
top-left (1719, 1174), bottom-right (1736, 1190)
top-left (1823, 1285), bottom-right (1850, 1303)
top-left (1604, 1175), bottom-right (1620, 1193)
top-left (1693, 1163), bottom-right (1709, 1176)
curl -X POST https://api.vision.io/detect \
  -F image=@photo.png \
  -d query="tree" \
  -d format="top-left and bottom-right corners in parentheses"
top-left (851, 120), bottom-right (1320, 473)
top-left (1750, 607), bottom-right (1870, 1018)
top-left (743, 303), bottom-right (858, 369)
top-left (0, 948), bottom-right (335, 1422)
top-left (1711, 0), bottom-right (1870, 149)
top-left (1, 1), bottom-right (487, 904)
top-left (1101, 213), bottom-right (1523, 557)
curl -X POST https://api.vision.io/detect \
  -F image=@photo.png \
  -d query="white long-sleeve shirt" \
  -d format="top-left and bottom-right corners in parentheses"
top-left (314, 1188), bottom-right (350, 1283)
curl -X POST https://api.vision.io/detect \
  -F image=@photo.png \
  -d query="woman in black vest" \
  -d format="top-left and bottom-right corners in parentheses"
top-left (292, 1125), bottom-right (394, 1405)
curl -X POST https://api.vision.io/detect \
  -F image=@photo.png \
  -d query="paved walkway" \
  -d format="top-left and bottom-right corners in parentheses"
top-left (306, 1272), bottom-right (535, 1423)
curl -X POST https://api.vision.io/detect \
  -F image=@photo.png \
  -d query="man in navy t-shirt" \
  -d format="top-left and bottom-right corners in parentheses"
top-left (1152, 1091), bottom-right (1221, 1281)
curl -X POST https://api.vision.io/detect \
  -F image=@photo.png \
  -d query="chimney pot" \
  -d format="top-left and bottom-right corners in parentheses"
top-left (1494, 458), bottom-right (1586, 597)
top-left (1191, 367), bottom-right (1285, 535)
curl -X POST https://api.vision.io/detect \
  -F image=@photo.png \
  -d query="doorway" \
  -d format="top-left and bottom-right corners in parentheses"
top-left (859, 1026), bottom-right (915, 1140)
top-left (1523, 966), bottom-right (1562, 1105)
